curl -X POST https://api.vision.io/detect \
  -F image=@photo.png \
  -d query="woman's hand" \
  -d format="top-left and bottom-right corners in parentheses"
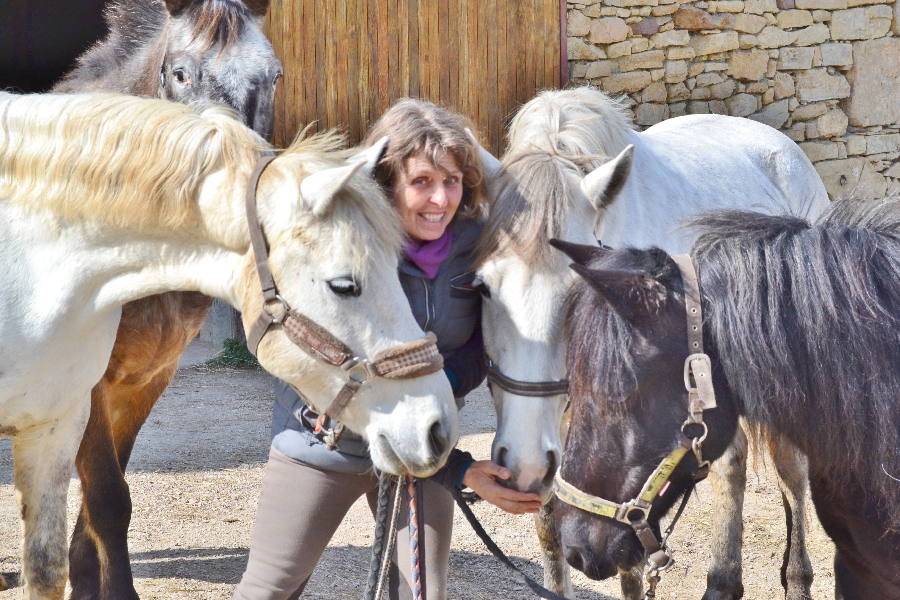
top-left (461, 460), bottom-right (543, 515)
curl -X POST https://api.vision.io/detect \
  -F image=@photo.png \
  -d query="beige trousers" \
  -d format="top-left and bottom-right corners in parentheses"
top-left (232, 446), bottom-right (455, 600)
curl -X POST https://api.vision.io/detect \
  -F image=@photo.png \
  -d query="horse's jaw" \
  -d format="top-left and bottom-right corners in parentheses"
top-left (557, 503), bottom-right (642, 581)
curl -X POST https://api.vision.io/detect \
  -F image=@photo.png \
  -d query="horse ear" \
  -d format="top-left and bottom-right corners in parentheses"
top-left (465, 128), bottom-right (502, 179)
top-left (161, 0), bottom-right (193, 16)
top-left (549, 238), bottom-right (611, 267)
top-left (243, 0), bottom-right (272, 16)
top-left (300, 160), bottom-right (366, 216)
top-left (570, 263), bottom-right (667, 325)
top-left (581, 145), bottom-right (634, 213)
top-left (348, 136), bottom-right (389, 176)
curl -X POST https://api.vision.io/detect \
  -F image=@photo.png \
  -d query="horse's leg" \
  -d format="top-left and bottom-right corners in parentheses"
top-left (618, 565), bottom-right (644, 600)
top-left (768, 434), bottom-right (813, 600)
top-left (535, 501), bottom-right (573, 597)
top-left (14, 397), bottom-right (90, 600)
top-left (703, 425), bottom-right (746, 600)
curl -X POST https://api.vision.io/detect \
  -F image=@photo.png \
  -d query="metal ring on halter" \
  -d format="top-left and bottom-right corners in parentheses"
top-left (615, 499), bottom-right (651, 525)
top-left (340, 358), bottom-right (376, 384)
top-left (683, 352), bottom-right (711, 392)
top-left (646, 546), bottom-right (675, 573)
top-left (681, 420), bottom-right (708, 445)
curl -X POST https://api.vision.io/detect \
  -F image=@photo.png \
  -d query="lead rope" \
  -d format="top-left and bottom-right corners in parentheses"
top-left (408, 478), bottom-right (425, 600)
top-left (365, 475), bottom-right (405, 600)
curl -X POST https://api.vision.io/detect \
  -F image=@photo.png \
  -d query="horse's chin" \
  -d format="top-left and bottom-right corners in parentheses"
top-left (367, 434), bottom-right (442, 478)
top-left (560, 513), bottom-right (644, 580)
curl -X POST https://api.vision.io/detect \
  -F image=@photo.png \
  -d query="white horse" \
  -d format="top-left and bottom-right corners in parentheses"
top-left (0, 92), bottom-right (458, 599)
top-left (474, 87), bottom-right (827, 599)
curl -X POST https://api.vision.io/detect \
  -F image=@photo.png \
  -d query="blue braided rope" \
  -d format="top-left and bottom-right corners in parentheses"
top-left (408, 477), bottom-right (425, 600)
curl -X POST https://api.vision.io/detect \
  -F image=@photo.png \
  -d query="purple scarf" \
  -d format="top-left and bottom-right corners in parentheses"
top-left (403, 229), bottom-right (453, 279)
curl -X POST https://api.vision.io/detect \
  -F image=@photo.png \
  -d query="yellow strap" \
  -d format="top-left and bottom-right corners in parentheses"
top-left (638, 445), bottom-right (689, 503)
top-left (553, 472), bottom-right (619, 518)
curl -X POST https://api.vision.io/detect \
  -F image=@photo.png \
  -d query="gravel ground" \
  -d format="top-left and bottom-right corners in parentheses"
top-left (0, 360), bottom-right (840, 599)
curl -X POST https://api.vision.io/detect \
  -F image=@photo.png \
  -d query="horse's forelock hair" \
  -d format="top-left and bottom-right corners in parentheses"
top-left (475, 151), bottom-right (576, 267)
top-left (0, 92), bottom-right (263, 233)
top-left (181, 0), bottom-right (253, 54)
top-left (691, 199), bottom-right (900, 529)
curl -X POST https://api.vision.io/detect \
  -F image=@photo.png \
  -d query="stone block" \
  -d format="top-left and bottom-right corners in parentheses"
top-left (778, 10), bottom-right (815, 28)
top-left (665, 60), bottom-right (689, 82)
top-left (812, 9), bottom-right (832, 21)
top-left (778, 46), bottom-right (816, 68)
top-left (606, 0), bottom-right (659, 7)
top-left (692, 86), bottom-right (713, 99)
top-left (590, 18), bottom-right (632, 44)
top-left (867, 134), bottom-right (900, 154)
top-left (668, 46), bottom-right (697, 60)
top-left (727, 93), bottom-right (760, 116)
top-left (619, 50), bottom-right (667, 70)
top-left (728, 49), bottom-right (770, 80)
top-left (820, 42), bottom-right (853, 65)
top-left (688, 100), bottom-right (711, 113)
top-left (710, 78), bottom-right (737, 98)
top-left (758, 26), bottom-right (799, 47)
top-left (750, 98), bottom-right (791, 127)
top-left (571, 63), bottom-right (590, 79)
top-left (635, 103), bottom-right (670, 125)
top-left (790, 97), bottom-right (801, 110)
top-left (632, 38), bottom-right (652, 52)
top-left (632, 17), bottom-right (663, 35)
top-left (674, 6), bottom-right (736, 29)
top-left (739, 34), bottom-right (760, 47)
top-left (793, 101), bottom-right (830, 120)
top-left (670, 102), bottom-right (688, 116)
top-left (767, 58), bottom-right (778, 77)
top-left (602, 71), bottom-right (654, 94)
top-left (795, 23), bottom-right (832, 44)
top-left (696, 72), bottom-right (725, 86)
top-left (830, 8), bottom-right (870, 39)
top-left (763, 88), bottom-right (776, 104)
top-left (774, 72), bottom-right (796, 98)
top-left (747, 81), bottom-right (769, 93)
top-left (787, 125), bottom-right (807, 140)
top-left (586, 60), bottom-right (615, 78)
top-left (800, 141), bottom-right (841, 161)
top-left (815, 157), bottom-right (887, 198)
top-left (609, 40), bottom-right (634, 58)
top-left (652, 29), bottom-right (692, 47)
top-left (568, 10), bottom-right (592, 37)
top-left (668, 82), bottom-right (692, 100)
top-left (893, 2), bottom-right (900, 35)
top-left (796, 68), bottom-right (851, 101)
top-left (744, 0), bottom-right (779, 13)
top-left (845, 38), bottom-right (900, 126)
top-left (848, 0), bottom-right (888, 5)
top-left (884, 163), bottom-right (900, 178)
top-left (710, 100), bottom-right (729, 114)
top-left (719, 0), bottom-right (747, 10)
top-left (845, 135), bottom-right (867, 154)
top-left (641, 80), bottom-right (669, 102)
top-left (796, 0), bottom-right (846, 8)
top-left (652, 68), bottom-right (666, 80)
top-left (816, 108), bottom-right (850, 137)
top-left (569, 38), bottom-right (607, 60)
top-left (690, 31), bottom-right (741, 55)
top-left (778, 0), bottom-right (796, 8)
top-left (867, 4), bottom-right (893, 37)
top-left (735, 13), bottom-right (769, 32)
top-left (652, 4), bottom-right (681, 15)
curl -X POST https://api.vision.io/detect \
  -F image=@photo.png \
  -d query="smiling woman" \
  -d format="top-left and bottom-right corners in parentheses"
top-left (231, 98), bottom-right (541, 600)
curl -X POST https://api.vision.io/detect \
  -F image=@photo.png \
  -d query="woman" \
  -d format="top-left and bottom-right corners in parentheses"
top-left (233, 99), bottom-right (541, 600)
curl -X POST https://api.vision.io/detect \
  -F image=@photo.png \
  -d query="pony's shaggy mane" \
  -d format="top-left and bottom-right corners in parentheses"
top-left (0, 92), bottom-right (264, 232)
top-left (692, 199), bottom-right (900, 529)
top-left (475, 87), bottom-right (634, 267)
top-left (564, 247), bottom-right (681, 412)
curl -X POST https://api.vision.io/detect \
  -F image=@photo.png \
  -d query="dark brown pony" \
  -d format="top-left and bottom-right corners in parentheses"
top-left (554, 199), bottom-right (900, 599)
top-left (52, 1), bottom-right (280, 598)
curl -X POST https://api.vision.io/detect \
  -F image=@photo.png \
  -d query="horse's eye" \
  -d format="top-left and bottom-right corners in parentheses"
top-left (327, 277), bottom-right (361, 298)
top-left (173, 68), bottom-right (190, 85)
top-left (274, 72), bottom-right (283, 86)
top-left (472, 276), bottom-right (491, 298)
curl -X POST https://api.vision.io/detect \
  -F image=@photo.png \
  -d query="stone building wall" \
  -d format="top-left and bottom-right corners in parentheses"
top-left (567, 0), bottom-right (900, 199)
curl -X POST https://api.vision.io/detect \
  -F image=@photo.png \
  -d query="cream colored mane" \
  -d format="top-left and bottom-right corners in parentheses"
top-left (0, 92), bottom-right (264, 232)
top-left (475, 87), bottom-right (635, 267)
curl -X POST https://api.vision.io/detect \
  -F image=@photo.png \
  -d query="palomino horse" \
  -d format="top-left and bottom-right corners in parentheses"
top-left (0, 92), bottom-right (458, 600)
top-left (52, 1), bottom-right (282, 597)
top-left (555, 199), bottom-right (900, 599)
top-left (473, 87), bottom-right (827, 599)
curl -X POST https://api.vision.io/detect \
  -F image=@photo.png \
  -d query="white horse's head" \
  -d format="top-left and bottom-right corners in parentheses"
top-left (239, 135), bottom-right (459, 477)
top-left (476, 88), bottom-right (636, 499)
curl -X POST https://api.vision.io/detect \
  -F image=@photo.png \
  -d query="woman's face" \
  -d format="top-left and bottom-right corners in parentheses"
top-left (394, 152), bottom-right (464, 241)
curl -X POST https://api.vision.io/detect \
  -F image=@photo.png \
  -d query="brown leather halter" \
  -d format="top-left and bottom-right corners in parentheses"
top-left (243, 156), bottom-right (444, 422)
top-left (554, 254), bottom-right (717, 598)
top-left (485, 359), bottom-right (569, 397)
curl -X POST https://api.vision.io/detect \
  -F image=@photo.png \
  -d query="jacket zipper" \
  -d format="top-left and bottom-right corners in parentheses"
top-left (421, 277), bottom-right (434, 332)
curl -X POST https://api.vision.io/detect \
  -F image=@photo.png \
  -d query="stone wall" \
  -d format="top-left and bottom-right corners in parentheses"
top-left (567, 0), bottom-right (900, 198)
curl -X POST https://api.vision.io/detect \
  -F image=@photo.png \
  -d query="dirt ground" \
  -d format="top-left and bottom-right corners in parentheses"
top-left (0, 353), bottom-right (840, 599)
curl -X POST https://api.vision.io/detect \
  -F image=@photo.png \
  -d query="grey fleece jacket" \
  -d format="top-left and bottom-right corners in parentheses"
top-left (270, 217), bottom-right (487, 486)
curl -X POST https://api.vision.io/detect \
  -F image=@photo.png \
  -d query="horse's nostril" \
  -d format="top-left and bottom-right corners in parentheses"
top-left (428, 421), bottom-right (449, 459)
top-left (495, 446), bottom-right (508, 469)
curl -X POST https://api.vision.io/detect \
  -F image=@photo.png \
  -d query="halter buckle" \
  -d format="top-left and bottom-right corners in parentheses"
top-left (646, 546), bottom-right (675, 573)
top-left (683, 352), bottom-right (711, 393)
top-left (615, 498), bottom-right (651, 525)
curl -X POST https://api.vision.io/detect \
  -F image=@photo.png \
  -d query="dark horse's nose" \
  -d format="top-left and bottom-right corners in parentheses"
top-left (428, 419), bottom-right (450, 460)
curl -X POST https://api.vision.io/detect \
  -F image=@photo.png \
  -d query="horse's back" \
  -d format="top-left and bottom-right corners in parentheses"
top-left (600, 114), bottom-right (830, 253)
